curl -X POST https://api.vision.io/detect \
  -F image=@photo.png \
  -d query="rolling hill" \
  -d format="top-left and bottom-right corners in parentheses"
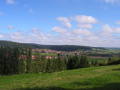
top-left (0, 40), bottom-right (106, 51)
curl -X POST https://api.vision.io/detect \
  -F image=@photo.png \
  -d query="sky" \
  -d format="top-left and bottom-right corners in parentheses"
top-left (0, 0), bottom-right (120, 47)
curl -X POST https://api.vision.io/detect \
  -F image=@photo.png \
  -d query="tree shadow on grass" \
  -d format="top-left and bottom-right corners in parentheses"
top-left (16, 83), bottom-right (120, 90)
top-left (112, 68), bottom-right (120, 71)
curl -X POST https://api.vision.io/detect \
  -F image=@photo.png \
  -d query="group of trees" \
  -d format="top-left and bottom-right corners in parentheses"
top-left (108, 56), bottom-right (120, 65)
top-left (0, 47), bottom-right (67, 75)
top-left (0, 47), bottom-right (25, 75)
top-left (67, 54), bottom-right (90, 70)
top-left (0, 47), bottom-right (91, 75)
top-left (0, 46), bottom-right (120, 75)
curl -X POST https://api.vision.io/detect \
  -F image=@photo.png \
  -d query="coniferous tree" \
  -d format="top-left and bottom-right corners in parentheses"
top-left (41, 59), bottom-right (47, 73)
top-left (95, 60), bottom-right (99, 66)
top-left (67, 54), bottom-right (80, 70)
top-left (33, 51), bottom-right (41, 73)
top-left (45, 59), bottom-right (52, 73)
top-left (80, 55), bottom-right (89, 68)
top-left (12, 47), bottom-right (20, 74)
top-left (0, 47), bottom-right (4, 75)
top-left (91, 60), bottom-right (95, 66)
top-left (18, 48), bottom-right (26, 74)
top-left (67, 56), bottom-right (73, 69)
top-left (26, 48), bottom-right (32, 73)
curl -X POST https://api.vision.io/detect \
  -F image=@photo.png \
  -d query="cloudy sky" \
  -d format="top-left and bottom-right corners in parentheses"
top-left (0, 0), bottom-right (120, 47)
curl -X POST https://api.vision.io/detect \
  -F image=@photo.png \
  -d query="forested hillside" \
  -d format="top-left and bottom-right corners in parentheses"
top-left (23, 43), bottom-right (93, 51)
top-left (0, 41), bottom-right (93, 51)
top-left (0, 40), bottom-right (34, 49)
top-left (0, 40), bottom-right (110, 52)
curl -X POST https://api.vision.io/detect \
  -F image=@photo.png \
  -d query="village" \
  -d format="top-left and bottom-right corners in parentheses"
top-left (31, 49), bottom-right (90, 59)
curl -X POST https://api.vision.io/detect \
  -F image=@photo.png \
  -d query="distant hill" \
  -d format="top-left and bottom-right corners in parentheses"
top-left (23, 43), bottom-right (93, 51)
top-left (0, 40), bottom-right (34, 49)
top-left (0, 40), bottom-right (106, 51)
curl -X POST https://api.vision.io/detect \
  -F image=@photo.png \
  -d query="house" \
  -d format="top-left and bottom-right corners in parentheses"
top-left (45, 56), bottom-right (52, 59)
top-left (19, 55), bottom-right (26, 59)
top-left (32, 55), bottom-right (35, 59)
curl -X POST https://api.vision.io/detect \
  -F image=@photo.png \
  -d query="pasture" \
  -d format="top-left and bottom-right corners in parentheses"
top-left (0, 64), bottom-right (120, 90)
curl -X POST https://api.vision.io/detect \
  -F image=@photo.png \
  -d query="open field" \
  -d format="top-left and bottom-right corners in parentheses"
top-left (88, 56), bottom-right (108, 63)
top-left (0, 65), bottom-right (120, 90)
top-left (39, 53), bottom-right (57, 57)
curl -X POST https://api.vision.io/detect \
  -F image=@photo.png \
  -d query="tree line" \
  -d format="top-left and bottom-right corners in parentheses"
top-left (0, 47), bottom-right (120, 75)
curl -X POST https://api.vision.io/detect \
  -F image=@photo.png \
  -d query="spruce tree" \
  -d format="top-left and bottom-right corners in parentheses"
top-left (26, 48), bottom-right (32, 73)
top-left (33, 51), bottom-right (41, 73)
top-left (45, 59), bottom-right (52, 73)
top-left (18, 48), bottom-right (26, 74)
top-left (80, 55), bottom-right (89, 68)
top-left (91, 60), bottom-right (95, 66)
top-left (95, 60), bottom-right (99, 66)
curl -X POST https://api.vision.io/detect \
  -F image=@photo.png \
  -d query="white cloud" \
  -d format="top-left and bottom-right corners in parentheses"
top-left (116, 20), bottom-right (120, 25)
top-left (77, 24), bottom-right (93, 29)
top-left (32, 28), bottom-right (40, 33)
top-left (52, 27), bottom-right (68, 33)
top-left (8, 25), bottom-right (14, 29)
top-left (6, 0), bottom-right (15, 4)
top-left (0, 12), bottom-right (3, 15)
top-left (72, 15), bottom-right (98, 24)
top-left (3, 15), bottom-right (120, 47)
top-left (102, 24), bottom-right (120, 34)
top-left (0, 35), bottom-right (3, 38)
top-left (57, 17), bottom-right (72, 28)
top-left (29, 9), bottom-right (33, 13)
top-left (71, 15), bottom-right (98, 29)
top-left (72, 29), bottom-right (94, 37)
top-left (114, 27), bottom-right (120, 33)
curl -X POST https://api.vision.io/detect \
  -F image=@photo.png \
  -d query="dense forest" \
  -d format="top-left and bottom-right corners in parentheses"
top-left (23, 43), bottom-right (93, 51)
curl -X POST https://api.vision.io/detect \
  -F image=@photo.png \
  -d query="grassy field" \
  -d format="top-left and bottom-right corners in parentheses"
top-left (0, 65), bottom-right (120, 90)
top-left (39, 53), bottom-right (57, 57)
top-left (88, 56), bottom-right (108, 63)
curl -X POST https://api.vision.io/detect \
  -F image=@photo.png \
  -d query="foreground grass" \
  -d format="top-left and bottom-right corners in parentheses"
top-left (0, 65), bottom-right (120, 90)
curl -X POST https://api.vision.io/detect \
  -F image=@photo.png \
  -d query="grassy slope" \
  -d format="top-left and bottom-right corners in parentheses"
top-left (0, 65), bottom-right (120, 90)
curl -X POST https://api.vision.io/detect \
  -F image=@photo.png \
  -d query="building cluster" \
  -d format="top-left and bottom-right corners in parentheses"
top-left (32, 49), bottom-right (62, 54)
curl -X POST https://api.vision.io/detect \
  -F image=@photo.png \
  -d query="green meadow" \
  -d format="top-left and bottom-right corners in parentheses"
top-left (0, 64), bottom-right (120, 90)
top-left (40, 53), bottom-right (57, 57)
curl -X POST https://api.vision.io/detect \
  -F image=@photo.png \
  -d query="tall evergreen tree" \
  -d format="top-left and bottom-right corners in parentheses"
top-left (95, 60), bottom-right (99, 66)
top-left (45, 59), bottom-right (52, 73)
top-left (26, 48), bottom-right (32, 73)
top-left (0, 47), bottom-right (4, 75)
top-left (33, 51), bottom-right (41, 73)
top-left (18, 48), bottom-right (26, 74)
top-left (80, 55), bottom-right (89, 68)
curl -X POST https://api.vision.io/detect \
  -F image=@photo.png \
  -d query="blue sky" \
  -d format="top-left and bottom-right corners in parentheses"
top-left (0, 0), bottom-right (120, 47)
